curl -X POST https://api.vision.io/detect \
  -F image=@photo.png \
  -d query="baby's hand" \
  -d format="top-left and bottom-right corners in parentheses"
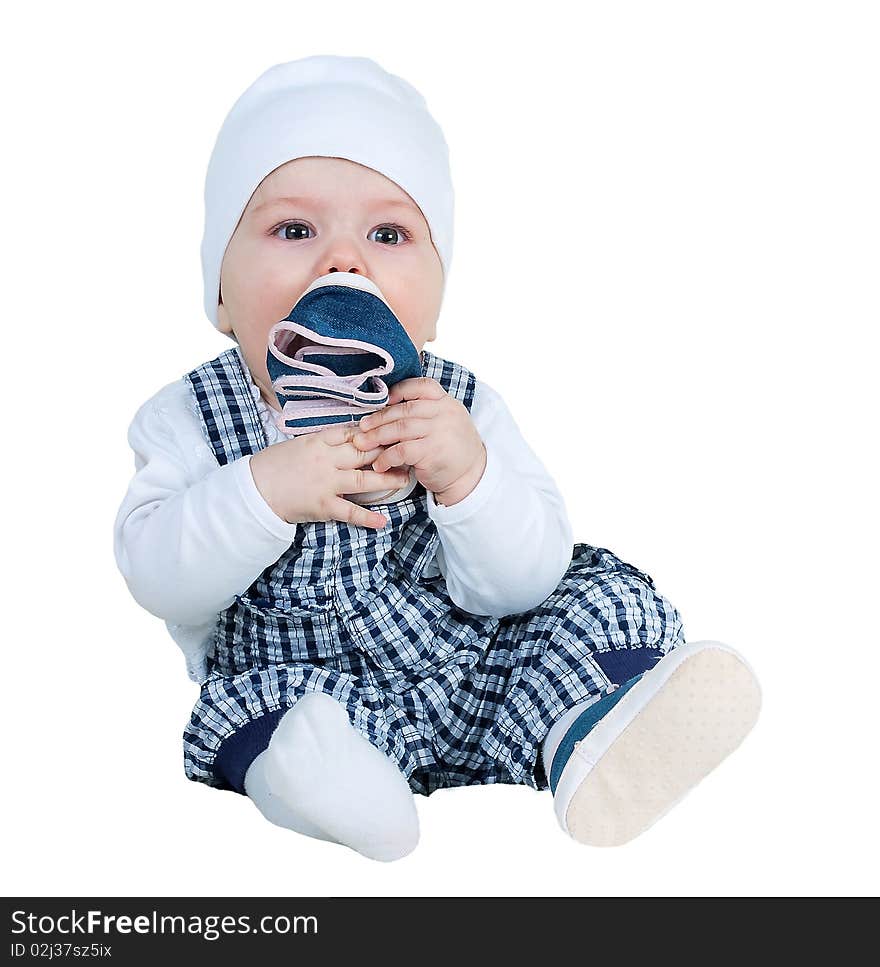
top-left (249, 424), bottom-right (410, 529)
top-left (352, 377), bottom-right (487, 506)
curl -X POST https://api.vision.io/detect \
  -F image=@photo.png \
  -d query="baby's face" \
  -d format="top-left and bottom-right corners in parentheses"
top-left (217, 156), bottom-right (444, 411)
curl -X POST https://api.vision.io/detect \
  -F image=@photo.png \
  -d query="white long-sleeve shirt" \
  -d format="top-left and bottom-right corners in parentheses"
top-left (113, 353), bottom-right (574, 682)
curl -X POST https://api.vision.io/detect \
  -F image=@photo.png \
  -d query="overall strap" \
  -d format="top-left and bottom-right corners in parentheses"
top-left (183, 347), bottom-right (268, 466)
top-left (421, 349), bottom-right (477, 412)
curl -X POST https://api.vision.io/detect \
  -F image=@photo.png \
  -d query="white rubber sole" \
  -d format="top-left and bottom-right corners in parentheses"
top-left (553, 640), bottom-right (762, 847)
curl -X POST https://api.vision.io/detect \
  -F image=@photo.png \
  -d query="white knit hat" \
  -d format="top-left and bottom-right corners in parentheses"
top-left (200, 54), bottom-right (454, 332)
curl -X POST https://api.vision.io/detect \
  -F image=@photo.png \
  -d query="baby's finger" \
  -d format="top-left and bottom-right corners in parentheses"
top-left (318, 423), bottom-right (388, 467)
top-left (354, 417), bottom-right (431, 450)
top-left (338, 466), bottom-right (410, 495)
top-left (316, 422), bottom-right (365, 447)
top-left (327, 495), bottom-right (389, 530)
top-left (337, 443), bottom-right (386, 470)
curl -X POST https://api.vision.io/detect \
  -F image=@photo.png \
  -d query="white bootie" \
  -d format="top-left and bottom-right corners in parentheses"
top-left (244, 747), bottom-right (337, 843)
top-left (253, 692), bottom-right (420, 862)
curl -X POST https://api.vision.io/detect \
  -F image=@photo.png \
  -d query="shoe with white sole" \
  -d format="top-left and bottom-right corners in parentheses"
top-left (549, 640), bottom-right (762, 847)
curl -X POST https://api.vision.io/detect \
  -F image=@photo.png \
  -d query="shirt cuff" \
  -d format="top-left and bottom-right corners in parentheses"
top-left (231, 454), bottom-right (300, 543)
top-left (425, 442), bottom-right (504, 526)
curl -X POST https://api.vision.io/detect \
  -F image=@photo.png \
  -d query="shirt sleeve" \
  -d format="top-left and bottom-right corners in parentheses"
top-left (424, 377), bottom-right (575, 618)
top-left (112, 379), bottom-right (300, 629)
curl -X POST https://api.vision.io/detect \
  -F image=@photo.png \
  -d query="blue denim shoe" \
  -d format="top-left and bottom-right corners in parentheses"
top-left (266, 272), bottom-right (422, 505)
top-left (266, 272), bottom-right (422, 437)
top-left (548, 640), bottom-right (762, 846)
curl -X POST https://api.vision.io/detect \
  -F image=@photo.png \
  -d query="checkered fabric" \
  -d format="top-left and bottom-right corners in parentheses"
top-left (181, 347), bottom-right (686, 796)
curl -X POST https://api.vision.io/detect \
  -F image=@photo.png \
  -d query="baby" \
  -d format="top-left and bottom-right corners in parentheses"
top-left (113, 55), bottom-right (761, 862)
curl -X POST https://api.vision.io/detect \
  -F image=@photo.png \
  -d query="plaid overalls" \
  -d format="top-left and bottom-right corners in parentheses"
top-left (182, 347), bottom-right (686, 797)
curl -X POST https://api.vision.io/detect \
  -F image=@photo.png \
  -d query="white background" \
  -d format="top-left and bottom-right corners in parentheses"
top-left (2, 0), bottom-right (877, 897)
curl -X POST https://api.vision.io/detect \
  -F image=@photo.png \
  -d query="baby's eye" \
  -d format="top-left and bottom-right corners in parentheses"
top-left (273, 221), bottom-right (313, 241)
top-left (369, 224), bottom-right (413, 245)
